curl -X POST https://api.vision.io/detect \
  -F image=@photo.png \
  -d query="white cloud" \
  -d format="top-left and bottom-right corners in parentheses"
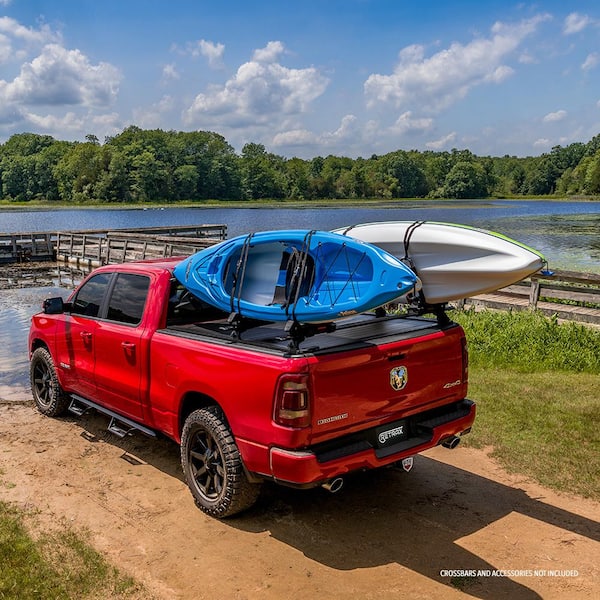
top-left (543, 110), bottom-right (567, 123)
top-left (162, 63), bottom-right (180, 81)
top-left (271, 115), bottom-right (361, 156)
top-left (272, 128), bottom-right (316, 147)
top-left (518, 51), bottom-right (537, 65)
top-left (484, 65), bottom-right (514, 83)
top-left (175, 38), bottom-right (225, 68)
top-left (0, 16), bottom-right (60, 46)
top-left (426, 132), bottom-right (457, 150)
top-left (184, 41), bottom-right (329, 129)
top-left (196, 39), bottom-right (225, 68)
top-left (0, 43), bottom-right (121, 107)
top-left (23, 110), bottom-right (84, 131)
top-left (582, 52), bottom-right (599, 71)
top-left (321, 114), bottom-right (359, 143)
top-left (533, 138), bottom-right (551, 148)
top-left (253, 41), bottom-right (285, 63)
top-left (133, 95), bottom-right (175, 128)
top-left (364, 14), bottom-right (550, 113)
top-left (0, 17), bottom-right (61, 65)
top-left (563, 13), bottom-right (591, 35)
top-left (391, 111), bottom-right (433, 135)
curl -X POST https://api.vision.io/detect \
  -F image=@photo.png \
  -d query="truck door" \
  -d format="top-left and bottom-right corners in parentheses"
top-left (92, 272), bottom-right (151, 420)
top-left (54, 272), bottom-right (111, 399)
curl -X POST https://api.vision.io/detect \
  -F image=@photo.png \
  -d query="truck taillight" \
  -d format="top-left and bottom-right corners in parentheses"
top-left (274, 374), bottom-right (311, 428)
top-left (461, 336), bottom-right (469, 384)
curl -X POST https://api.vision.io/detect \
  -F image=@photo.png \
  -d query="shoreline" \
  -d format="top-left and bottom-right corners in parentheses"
top-left (1, 196), bottom-right (599, 212)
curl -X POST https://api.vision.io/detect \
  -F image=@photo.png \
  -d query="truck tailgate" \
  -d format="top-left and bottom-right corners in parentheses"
top-left (307, 320), bottom-right (467, 445)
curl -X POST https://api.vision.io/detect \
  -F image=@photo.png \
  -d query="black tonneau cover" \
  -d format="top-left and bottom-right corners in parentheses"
top-left (164, 313), bottom-right (453, 356)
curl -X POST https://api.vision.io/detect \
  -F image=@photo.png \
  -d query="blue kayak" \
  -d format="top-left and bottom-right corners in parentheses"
top-left (173, 229), bottom-right (418, 323)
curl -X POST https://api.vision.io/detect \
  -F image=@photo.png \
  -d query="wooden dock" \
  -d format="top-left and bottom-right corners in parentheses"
top-left (462, 269), bottom-right (600, 325)
top-left (1, 225), bottom-right (226, 266)
top-left (0, 232), bottom-right (55, 263)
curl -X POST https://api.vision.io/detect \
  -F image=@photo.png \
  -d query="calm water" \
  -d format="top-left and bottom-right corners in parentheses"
top-left (1, 199), bottom-right (599, 401)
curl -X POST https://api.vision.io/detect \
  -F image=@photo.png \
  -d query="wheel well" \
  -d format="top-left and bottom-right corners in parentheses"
top-left (30, 339), bottom-right (49, 354)
top-left (179, 392), bottom-right (221, 435)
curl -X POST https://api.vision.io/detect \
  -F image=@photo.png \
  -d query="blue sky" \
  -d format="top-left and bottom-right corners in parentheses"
top-left (1, 1), bottom-right (599, 158)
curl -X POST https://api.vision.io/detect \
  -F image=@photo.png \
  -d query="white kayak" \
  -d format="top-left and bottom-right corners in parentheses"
top-left (334, 221), bottom-right (546, 304)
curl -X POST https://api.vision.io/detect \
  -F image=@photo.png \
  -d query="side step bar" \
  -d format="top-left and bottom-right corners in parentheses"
top-left (68, 395), bottom-right (157, 439)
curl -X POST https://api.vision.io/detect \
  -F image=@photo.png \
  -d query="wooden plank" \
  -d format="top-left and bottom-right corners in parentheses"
top-left (465, 292), bottom-right (600, 325)
top-left (532, 269), bottom-right (600, 285)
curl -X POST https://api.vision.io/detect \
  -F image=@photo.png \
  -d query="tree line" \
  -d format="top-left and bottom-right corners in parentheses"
top-left (1, 126), bottom-right (600, 203)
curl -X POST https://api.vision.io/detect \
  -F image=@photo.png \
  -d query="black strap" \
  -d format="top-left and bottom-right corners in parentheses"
top-left (287, 231), bottom-right (314, 321)
top-left (229, 233), bottom-right (253, 314)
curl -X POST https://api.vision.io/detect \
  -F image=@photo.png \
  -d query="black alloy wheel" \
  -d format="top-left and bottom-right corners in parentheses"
top-left (30, 347), bottom-right (70, 417)
top-left (181, 406), bottom-right (260, 518)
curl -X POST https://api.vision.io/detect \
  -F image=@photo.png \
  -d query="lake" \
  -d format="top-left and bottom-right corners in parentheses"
top-left (1, 199), bottom-right (599, 402)
top-left (2, 199), bottom-right (600, 272)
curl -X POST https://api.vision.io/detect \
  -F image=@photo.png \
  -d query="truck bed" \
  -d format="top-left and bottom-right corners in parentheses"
top-left (164, 312), bottom-right (454, 356)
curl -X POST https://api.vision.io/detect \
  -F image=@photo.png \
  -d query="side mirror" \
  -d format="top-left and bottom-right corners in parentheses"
top-left (43, 297), bottom-right (67, 314)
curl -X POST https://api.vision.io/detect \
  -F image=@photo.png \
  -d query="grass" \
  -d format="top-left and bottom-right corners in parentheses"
top-left (451, 308), bottom-right (600, 373)
top-left (0, 500), bottom-right (146, 600)
top-left (450, 309), bottom-right (600, 499)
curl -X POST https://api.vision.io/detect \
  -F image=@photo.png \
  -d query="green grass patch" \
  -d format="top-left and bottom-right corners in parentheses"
top-left (449, 309), bottom-right (600, 499)
top-left (465, 368), bottom-right (599, 499)
top-left (0, 500), bottom-right (146, 599)
top-left (450, 309), bottom-right (600, 373)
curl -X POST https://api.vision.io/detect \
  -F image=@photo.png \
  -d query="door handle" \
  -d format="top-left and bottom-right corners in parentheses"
top-left (80, 331), bottom-right (92, 340)
top-left (121, 342), bottom-right (136, 350)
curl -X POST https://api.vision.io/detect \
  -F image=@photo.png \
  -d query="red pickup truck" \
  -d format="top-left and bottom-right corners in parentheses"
top-left (29, 258), bottom-right (475, 518)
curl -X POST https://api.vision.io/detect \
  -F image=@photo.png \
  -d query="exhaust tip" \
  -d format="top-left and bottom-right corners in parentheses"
top-left (441, 435), bottom-right (461, 450)
top-left (322, 477), bottom-right (344, 494)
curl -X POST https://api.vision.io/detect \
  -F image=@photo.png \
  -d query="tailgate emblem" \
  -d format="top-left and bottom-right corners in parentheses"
top-left (390, 366), bottom-right (408, 391)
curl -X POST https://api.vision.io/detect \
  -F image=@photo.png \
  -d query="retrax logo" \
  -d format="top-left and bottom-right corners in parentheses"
top-left (378, 425), bottom-right (404, 445)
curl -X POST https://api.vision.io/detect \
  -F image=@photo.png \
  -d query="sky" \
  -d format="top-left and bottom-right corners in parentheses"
top-left (1, 0), bottom-right (600, 159)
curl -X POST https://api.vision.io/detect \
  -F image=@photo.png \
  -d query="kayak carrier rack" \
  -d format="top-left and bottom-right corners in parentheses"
top-left (285, 320), bottom-right (337, 352)
top-left (68, 394), bottom-right (156, 439)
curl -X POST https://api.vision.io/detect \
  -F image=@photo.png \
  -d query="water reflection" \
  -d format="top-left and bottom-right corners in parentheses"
top-left (0, 266), bottom-right (84, 401)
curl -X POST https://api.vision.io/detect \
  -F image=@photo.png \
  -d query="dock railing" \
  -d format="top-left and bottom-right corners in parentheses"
top-left (53, 224), bottom-right (226, 267)
top-left (0, 231), bottom-right (55, 262)
top-left (1, 224), bottom-right (227, 266)
top-left (461, 269), bottom-right (600, 325)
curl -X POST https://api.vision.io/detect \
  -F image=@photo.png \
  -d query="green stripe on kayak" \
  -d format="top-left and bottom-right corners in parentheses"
top-left (427, 221), bottom-right (546, 261)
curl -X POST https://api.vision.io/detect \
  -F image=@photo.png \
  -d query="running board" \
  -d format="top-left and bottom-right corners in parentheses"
top-left (68, 395), bottom-right (157, 438)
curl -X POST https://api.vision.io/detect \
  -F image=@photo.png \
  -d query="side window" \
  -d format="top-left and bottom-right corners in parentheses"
top-left (106, 273), bottom-right (150, 325)
top-left (71, 273), bottom-right (111, 317)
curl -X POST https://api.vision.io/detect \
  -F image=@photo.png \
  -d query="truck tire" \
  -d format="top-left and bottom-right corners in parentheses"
top-left (181, 406), bottom-right (261, 518)
top-left (30, 347), bottom-right (71, 417)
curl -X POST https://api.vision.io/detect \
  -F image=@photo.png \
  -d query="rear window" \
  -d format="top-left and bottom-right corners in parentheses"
top-left (106, 273), bottom-right (150, 325)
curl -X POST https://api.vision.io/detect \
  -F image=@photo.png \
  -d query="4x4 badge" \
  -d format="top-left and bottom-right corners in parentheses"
top-left (390, 366), bottom-right (408, 391)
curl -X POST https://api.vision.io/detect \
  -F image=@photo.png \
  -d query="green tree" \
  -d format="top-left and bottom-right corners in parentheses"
top-left (93, 148), bottom-right (131, 203)
top-left (283, 157), bottom-right (311, 199)
top-left (378, 151), bottom-right (428, 198)
top-left (584, 150), bottom-right (600, 193)
top-left (240, 143), bottom-right (284, 199)
top-left (54, 142), bottom-right (105, 202)
top-left (441, 161), bottom-right (489, 198)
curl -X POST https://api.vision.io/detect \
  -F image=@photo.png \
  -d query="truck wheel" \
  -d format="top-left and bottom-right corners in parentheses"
top-left (30, 347), bottom-right (70, 417)
top-left (181, 406), bottom-right (261, 518)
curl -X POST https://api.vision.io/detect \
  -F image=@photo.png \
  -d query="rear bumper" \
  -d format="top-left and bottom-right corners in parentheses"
top-left (247, 399), bottom-right (476, 487)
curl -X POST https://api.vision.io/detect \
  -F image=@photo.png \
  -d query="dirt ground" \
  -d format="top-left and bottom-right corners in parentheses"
top-left (0, 400), bottom-right (598, 600)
